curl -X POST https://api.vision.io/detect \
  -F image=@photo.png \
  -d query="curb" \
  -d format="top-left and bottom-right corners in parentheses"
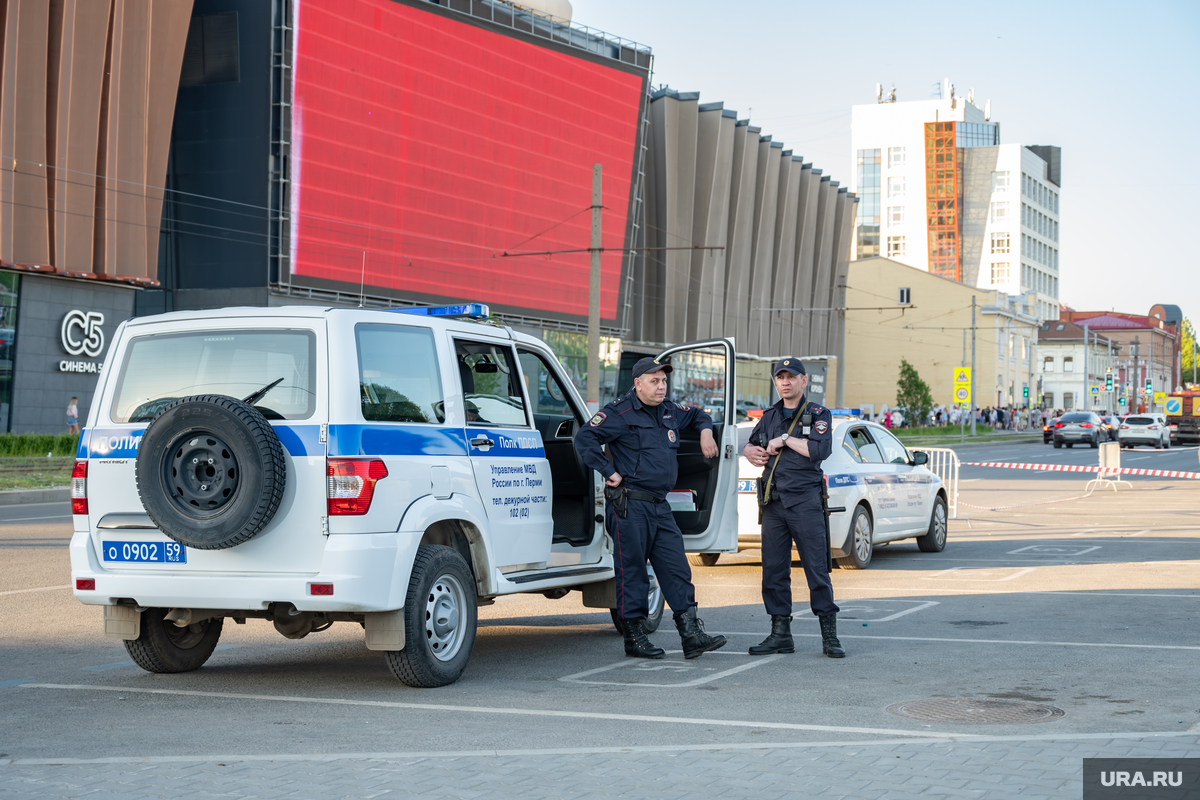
top-left (904, 436), bottom-right (1044, 449)
top-left (0, 487), bottom-right (71, 506)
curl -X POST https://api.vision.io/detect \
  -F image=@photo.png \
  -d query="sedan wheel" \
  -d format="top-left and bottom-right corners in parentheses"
top-left (917, 496), bottom-right (948, 553)
top-left (835, 505), bottom-right (873, 570)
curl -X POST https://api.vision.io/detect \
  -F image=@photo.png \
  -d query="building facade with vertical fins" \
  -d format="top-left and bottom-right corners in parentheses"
top-left (635, 88), bottom-right (856, 402)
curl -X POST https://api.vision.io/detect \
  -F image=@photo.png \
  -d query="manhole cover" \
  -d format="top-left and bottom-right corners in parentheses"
top-left (886, 698), bottom-right (1065, 725)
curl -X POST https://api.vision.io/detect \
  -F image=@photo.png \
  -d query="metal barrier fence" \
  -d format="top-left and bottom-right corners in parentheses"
top-left (910, 446), bottom-right (960, 519)
top-left (1086, 441), bottom-right (1132, 491)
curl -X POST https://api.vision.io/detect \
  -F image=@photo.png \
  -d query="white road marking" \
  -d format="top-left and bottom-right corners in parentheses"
top-left (826, 600), bottom-right (939, 622)
top-left (0, 514), bottom-right (72, 523)
top-left (1007, 545), bottom-right (1101, 556)
top-left (0, 585), bottom-right (69, 597)
top-left (923, 567), bottom-right (1036, 582)
top-left (560, 651), bottom-right (783, 687)
top-left (15, 683), bottom-right (967, 739)
top-left (2, 730), bottom-right (1197, 766)
top-left (715, 631), bottom-right (1200, 651)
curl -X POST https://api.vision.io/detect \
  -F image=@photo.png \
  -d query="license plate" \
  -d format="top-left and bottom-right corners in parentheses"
top-left (102, 540), bottom-right (187, 564)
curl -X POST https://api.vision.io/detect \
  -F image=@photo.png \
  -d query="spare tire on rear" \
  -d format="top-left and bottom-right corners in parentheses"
top-left (136, 395), bottom-right (287, 550)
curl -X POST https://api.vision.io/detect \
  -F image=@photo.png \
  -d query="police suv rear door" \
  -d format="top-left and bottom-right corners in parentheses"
top-left (654, 338), bottom-right (737, 554)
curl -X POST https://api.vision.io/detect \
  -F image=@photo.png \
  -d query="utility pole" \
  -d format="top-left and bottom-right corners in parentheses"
top-left (970, 296), bottom-right (977, 436)
top-left (1131, 335), bottom-right (1140, 414)
top-left (1107, 335), bottom-right (1113, 414)
top-left (586, 164), bottom-right (602, 414)
top-left (835, 274), bottom-right (847, 407)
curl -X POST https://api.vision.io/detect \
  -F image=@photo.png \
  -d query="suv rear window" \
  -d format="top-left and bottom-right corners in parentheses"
top-left (1126, 417), bottom-right (1153, 425)
top-left (1059, 413), bottom-right (1092, 423)
top-left (112, 330), bottom-right (317, 423)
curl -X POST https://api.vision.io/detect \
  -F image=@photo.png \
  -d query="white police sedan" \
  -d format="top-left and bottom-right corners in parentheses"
top-left (690, 412), bottom-right (948, 569)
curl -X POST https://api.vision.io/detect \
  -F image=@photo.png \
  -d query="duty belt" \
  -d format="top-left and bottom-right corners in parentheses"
top-left (603, 485), bottom-right (663, 518)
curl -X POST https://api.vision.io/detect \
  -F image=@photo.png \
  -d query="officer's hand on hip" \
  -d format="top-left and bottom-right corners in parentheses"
top-left (743, 444), bottom-right (768, 467)
top-left (606, 472), bottom-right (623, 488)
top-left (700, 429), bottom-right (719, 459)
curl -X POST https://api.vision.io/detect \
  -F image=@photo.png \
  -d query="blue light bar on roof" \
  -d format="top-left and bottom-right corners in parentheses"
top-left (827, 408), bottom-right (862, 417)
top-left (390, 303), bottom-right (490, 320)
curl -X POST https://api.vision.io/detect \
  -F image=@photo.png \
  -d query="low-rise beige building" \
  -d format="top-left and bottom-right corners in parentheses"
top-left (843, 257), bottom-right (1040, 419)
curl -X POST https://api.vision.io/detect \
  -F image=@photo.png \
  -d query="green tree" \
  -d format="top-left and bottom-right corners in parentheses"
top-left (896, 359), bottom-right (934, 427)
top-left (1182, 317), bottom-right (1196, 387)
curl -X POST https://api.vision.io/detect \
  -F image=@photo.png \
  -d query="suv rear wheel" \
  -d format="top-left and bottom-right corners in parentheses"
top-left (136, 395), bottom-right (287, 550)
top-left (386, 545), bottom-right (477, 688)
top-left (124, 607), bottom-right (224, 673)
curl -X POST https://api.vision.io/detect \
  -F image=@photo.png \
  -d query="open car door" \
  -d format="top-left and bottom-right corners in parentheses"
top-left (654, 338), bottom-right (738, 554)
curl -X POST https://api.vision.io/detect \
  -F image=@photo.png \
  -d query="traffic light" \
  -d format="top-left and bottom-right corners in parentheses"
top-left (1119, 397), bottom-right (1127, 407)
top-left (1145, 379), bottom-right (1153, 394)
top-left (1105, 372), bottom-right (1113, 392)
top-left (1022, 386), bottom-right (1029, 398)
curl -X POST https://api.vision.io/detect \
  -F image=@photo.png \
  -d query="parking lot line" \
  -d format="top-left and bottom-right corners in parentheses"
top-left (2, 731), bottom-right (1196, 767)
top-left (559, 651), bottom-right (783, 687)
top-left (715, 631), bottom-right (1200, 652)
top-left (15, 682), bottom-right (978, 740)
top-left (0, 584), bottom-right (69, 597)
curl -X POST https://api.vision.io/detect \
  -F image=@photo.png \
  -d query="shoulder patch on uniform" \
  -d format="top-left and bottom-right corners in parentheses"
top-left (814, 420), bottom-right (829, 434)
top-left (589, 412), bottom-right (607, 427)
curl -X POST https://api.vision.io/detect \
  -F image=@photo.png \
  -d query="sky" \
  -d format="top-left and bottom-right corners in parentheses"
top-left (572, 0), bottom-right (1200, 324)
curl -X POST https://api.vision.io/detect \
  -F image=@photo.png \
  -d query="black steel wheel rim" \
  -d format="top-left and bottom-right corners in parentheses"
top-left (162, 430), bottom-right (240, 518)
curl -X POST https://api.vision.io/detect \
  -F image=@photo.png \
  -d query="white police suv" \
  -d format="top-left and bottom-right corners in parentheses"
top-left (69, 305), bottom-right (739, 687)
top-left (687, 412), bottom-right (947, 569)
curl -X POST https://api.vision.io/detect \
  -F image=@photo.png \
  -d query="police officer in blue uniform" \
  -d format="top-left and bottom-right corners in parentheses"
top-left (575, 357), bottom-right (728, 660)
top-left (742, 358), bottom-right (845, 658)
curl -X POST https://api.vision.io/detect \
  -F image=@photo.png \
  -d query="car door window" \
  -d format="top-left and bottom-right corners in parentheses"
top-left (851, 427), bottom-right (884, 463)
top-left (357, 324), bottom-right (444, 423)
top-left (873, 427), bottom-right (912, 465)
top-left (455, 341), bottom-right (528, 427)
top-left (842, 427), bottom-right (869, 463)
top-left (517, 351), bottom-right (576, 417)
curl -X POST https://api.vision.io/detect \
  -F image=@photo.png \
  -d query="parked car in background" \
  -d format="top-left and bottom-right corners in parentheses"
top-left (1119, 414), bottom-right (1171, 449)
top-left (1043, 416), bottom-right (1059, 444)
top-left (1052, 411), bottom-right (1107, 448)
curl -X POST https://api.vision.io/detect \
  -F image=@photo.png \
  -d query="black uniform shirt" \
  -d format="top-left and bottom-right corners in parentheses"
top-left (748, 396), bottom-right (833, 502)
top-left (574, 392), bottom-right (714, 499)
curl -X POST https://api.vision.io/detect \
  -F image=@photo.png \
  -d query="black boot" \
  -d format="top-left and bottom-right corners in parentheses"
top-left (675, 606), bottom-right (727, 659)
top-left (623, 618), bottom-right (665, 659)
top-left (748, 615), bottom-right (795, 655)
top-left (819, 614), bottom-right (846, 658)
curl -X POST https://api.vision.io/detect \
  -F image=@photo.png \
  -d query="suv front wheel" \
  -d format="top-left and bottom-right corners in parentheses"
top-left (386, 545), bottom-right (477, 688)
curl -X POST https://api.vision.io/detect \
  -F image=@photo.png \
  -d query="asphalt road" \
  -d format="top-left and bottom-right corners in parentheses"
top-left (1, 443), bottom-right (1197, 797)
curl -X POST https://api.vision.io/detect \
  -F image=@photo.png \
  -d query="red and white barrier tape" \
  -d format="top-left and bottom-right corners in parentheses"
top-left (963, 462), bottom-right (1200, 480)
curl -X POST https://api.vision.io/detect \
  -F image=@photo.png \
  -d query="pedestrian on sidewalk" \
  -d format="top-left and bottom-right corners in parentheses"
top-left (67, 397), bottom-right (80, 435)
top-left (742, 358), bottom-right (844, 659)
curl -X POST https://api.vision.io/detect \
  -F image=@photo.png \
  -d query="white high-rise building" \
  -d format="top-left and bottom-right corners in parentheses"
top-left (850, 81), bottom-right (1061, 321)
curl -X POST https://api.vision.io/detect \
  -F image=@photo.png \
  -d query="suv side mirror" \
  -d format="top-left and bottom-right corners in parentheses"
top-left (911, 451), bottom-right (929, 466)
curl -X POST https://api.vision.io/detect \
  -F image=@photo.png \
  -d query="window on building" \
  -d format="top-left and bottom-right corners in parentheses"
top-left (1064, 392), bottom-right (1074, 410)
top-left (898, 287), bottom-right (911, 305)
top-left (1043, 392), bottom-right (1054, 408)
top-left (990, 201), bottom-right (1009, 222)
top-left (855, 149), bottom-right (881, 260)
top-left (1063, 356), bottom-right (1074, 372)
top-left (990, 262), bottom-right (1010, 284)
top-left (992, 171), bottom-right (1010, 192)
top-left (888, 147), bottom-right (905, 167)
top-left (991, 232), bottom-right (1010, 254)
top-left (887, 235), bottom-right (906, 257)
top-left (887, 206), bottom-right (904, 226)
top-left (887, 176), bottom-right (905, 198)
top-left (1043, 356), bottom-right (1054, 372)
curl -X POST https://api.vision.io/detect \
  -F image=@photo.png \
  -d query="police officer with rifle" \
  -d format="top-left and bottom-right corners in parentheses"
top-left (575, 357), bottom-right (727, 661)
top-left (742, 358), bottom-right (846, 658)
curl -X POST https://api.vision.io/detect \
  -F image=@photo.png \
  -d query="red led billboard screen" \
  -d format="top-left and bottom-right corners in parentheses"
top-left (289, 0), bottom-right (646, 321)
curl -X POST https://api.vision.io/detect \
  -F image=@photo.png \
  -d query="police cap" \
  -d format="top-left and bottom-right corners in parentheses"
top-left (773, 358), bottom-right (806, 377)
top-left (632, 357), bottom-right (673, 379)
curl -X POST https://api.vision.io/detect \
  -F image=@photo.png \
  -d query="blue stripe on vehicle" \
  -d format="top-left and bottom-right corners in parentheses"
top-left (738, 479), bottom-right (757, 493)
top-left (827, 474), bottom-right (863, 487)
top-left (87, 428), bottom-right (145, 458)
top-left (273, 425), bottom-right (322, 458)
top-left (328, 424), bottom-right (470, 458)
top-left (76, 429), bottom-right (90, 459)
top-left (472, 428), bottom-right (546, 458)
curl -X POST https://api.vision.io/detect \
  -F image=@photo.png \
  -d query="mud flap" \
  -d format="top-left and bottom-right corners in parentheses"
top-left (104, 605), bottom-right (141, 640)
top-left (364, 609), bottom-right (405, 651)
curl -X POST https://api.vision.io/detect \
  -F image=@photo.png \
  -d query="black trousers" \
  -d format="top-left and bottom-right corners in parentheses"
top-left (607, 497), bottom-right (696, 621)
top-left (760, 492), bottom-right (839, 617)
